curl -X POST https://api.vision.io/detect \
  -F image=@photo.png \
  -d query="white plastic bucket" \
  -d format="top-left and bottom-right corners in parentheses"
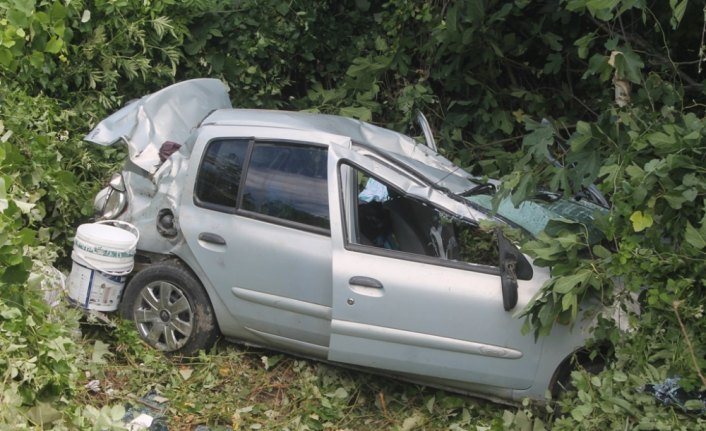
top-left (67, 221), bottom-right (139, 311)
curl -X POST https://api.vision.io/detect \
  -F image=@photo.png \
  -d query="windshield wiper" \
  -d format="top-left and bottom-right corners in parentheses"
top-left (459, 183), bottom-right (496, 197)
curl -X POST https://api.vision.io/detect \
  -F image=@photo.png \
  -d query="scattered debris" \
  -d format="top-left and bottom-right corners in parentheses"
top-left (179, 366), bottom-right (193, 381)
top-left (121, 391), bottom-right (170, 431)
top-left (37, 264), bottom-right (66, 308)
top-left (86, 309), bottom-right (118, 327)
top-left (127, 414), bottom-right (154, 431)
top-left (85, 380), bottom-right (101, 393)
top-left (645, 377), bottom-right (706, 414)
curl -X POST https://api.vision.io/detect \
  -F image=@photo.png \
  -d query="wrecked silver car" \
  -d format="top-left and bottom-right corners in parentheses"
top-left (86, 79), bottom-right (604, 403)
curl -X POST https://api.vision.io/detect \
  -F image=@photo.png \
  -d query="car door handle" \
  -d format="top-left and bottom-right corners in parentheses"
top-left (349, 276), bottom-right (383, 289)
top-left (198, 232), bottom-right (226, 245)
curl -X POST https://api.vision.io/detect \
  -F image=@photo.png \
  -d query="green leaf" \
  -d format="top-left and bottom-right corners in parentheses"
top-left (26, 402), bottom-right (61, 426)
top-left (574, 33), bottom-right (596, 59)
top-left (0, 48), bottom-right (13, 67)
top-left (561, 291), bottom-right (577, 312)
top-left (339, 106), bottom-right (371, 121)
top-left (50, 2), bottom-right (67, 21)
top-left (29, 50), bottom-right (44, 68)
top-left (1, 262), bottom-right (30, 284)
top-left (669, 0), bottom-right (688, 29)
top-left (553, 270), bottom-right (592, 294)
top-left (685, 221), bottom-right (706, 249)
top-left (511, 173), bottom-right (533, 207)
top-left (612, 370), bottom-right (628, 382)
top-left (592, 244), bottom-right (612, 258)
top-left (91, 340), bottom-right (113, 364)
top-left (11, 0), bottom-right (35, 16)
top-left (374, 37), bottom-right (388, 52)
top-left (0, 305), bottom-right (21, 319)
top-left (569, 131), bottom-right (592, 151)
top-left (587, 0), bottom-right (619, 10)
top-left (13, 200), bottom-right (34, 214)
top-left (625, 164), bottom-right (644, 180)
top-left (44, 38), bottom-right (63, 54)
top-left (598, 164), bottom-right (619, 184)
top-left (684, 399), bottom-right (705, 411)
top-left (7, 8), bottom-right (30, 27)
top-left (571, 403), bottom-right (593, 421)
top-left (612, 47), bottom-right (644, 83)
top-left (629, 211), bottom-right (653, 232)
top-left (647, 131), bottom-right (676, 150)
top-left (275, 1), bottom-right (290, 15)
top-left (109, 404), bottom-right (126, 421)
top-left (585, 53), bottom-right (612, 81)
top-left (522, 124), bottom-right (554, 161)
top-left (538, 299), bottom-right (556, 328)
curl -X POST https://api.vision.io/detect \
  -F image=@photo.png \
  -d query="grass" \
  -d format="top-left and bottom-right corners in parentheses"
top-left (76, 318), bottom-right (513, 430)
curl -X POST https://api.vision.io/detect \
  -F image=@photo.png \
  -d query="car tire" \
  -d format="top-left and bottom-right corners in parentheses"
top-left (120, 262), bottom-right (218, 356)
top-left (551, 356), bottom-right (605, 416)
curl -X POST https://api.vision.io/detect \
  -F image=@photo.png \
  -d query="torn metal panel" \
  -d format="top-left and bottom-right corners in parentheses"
top-left (85, 79), bottom-right (231, 173)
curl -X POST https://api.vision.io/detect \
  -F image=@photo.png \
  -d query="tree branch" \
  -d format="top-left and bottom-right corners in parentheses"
top-left (591, 17), bottom-right (701, 87)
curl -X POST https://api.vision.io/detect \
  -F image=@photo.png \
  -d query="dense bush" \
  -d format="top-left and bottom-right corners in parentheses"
top-left (1, 0), bottom-right (705, 428)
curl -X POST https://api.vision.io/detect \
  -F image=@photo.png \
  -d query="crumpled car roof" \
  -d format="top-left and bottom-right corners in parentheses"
top-left (84, 78), bottom-right (477, 192)
top-left (203, 108), bottom-right (477, 193)
top-left (85, 78), bottom-right (608, 240)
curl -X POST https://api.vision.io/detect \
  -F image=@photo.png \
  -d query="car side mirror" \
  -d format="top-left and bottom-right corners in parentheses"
top-left (496, 230), bottom-right (533, 311)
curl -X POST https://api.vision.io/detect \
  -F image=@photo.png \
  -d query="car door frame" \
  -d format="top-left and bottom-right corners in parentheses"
top-left (178, 125), bottom-right (351, 357)
top-left (326, 143), bottom-right (548, 393)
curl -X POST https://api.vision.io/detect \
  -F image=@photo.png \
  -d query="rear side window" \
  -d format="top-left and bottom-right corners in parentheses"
top-left (241, 142), bottom-right (329, 230)
top-left (195, 138), bottom-right (249, 210)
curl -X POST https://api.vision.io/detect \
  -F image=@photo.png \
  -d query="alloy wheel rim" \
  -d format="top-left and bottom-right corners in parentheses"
top-left (133, 281), bottom-right (193, 351)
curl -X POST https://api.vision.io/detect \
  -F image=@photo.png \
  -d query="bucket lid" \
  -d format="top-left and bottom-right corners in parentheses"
top-left (76, 223), bottom-right (137, 249)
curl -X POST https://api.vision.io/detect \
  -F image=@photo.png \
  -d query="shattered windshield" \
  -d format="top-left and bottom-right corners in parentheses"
top-left (465, 193), bottom-right (606, 241)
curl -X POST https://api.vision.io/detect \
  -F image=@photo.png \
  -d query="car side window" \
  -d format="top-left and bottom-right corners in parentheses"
top-left (346, 164), bottom-right (498, 267)
top-left (241, 142), bottom-right (329, 230)
top-left (195, 138), bottom-right (249, 210)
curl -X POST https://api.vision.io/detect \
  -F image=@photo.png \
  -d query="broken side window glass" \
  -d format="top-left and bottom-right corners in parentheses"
top-left (344, 164), bottom-right (499, 267)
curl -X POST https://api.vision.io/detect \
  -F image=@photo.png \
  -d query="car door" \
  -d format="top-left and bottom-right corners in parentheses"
top-left (327, 157), bottom-right (545, 390)
top-left (179, 126), bottom-right (349, 354)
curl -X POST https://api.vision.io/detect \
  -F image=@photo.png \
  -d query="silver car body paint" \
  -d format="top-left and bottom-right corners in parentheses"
top-left (87, 79), bottom-right (597, 403)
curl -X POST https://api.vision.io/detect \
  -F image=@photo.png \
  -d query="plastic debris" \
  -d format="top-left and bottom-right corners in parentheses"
top-left (358, 178), bottom-right (389, 203)
top-left (118, 391), bottom-right (169, 431)
top-left (85, 380), bottom-right (101, 393)
top-left (645, 377), bottom-right (706, 414)
top-left (128, 414), bottom-right (154, 431)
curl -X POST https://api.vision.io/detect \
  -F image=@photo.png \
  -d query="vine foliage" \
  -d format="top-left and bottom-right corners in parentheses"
top-left (0, 0), bottom-right (705, 428)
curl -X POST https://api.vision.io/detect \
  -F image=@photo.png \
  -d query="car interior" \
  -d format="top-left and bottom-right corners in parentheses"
top-left (353, 168), bottom-right (499, 267)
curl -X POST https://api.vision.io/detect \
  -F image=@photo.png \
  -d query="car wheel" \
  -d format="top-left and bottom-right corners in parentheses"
top-left (551, 355), bottom-right (605, 416)
top-left (120, 263), bottom-right (218, 356)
